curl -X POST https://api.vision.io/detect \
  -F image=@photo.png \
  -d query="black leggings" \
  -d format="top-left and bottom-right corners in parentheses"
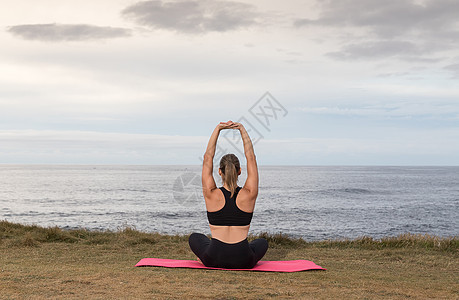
top-left (188, 232), bottom-right (268, 269)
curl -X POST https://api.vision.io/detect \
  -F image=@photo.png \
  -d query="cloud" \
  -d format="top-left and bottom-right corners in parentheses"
top-left (121, 0), bottom-right (259, 34)
top-left (7, 23), bottom-right (131, 42)
top-left (0, 130), bottom-right (205, 149)
top-left (2, 128), bottom-right (458, 165)
top-left (294, 0), bottom-right (459, 60)
top-left (445, 63), bottom-right (459, 78)
top-left (0, 130), bottom-right (207, 164)
top-left (257, 131), bottom-right (459, 165)
top-left (295, 0), bottom-right (459, 38)
top-left (326, 40), bottom-right (423, 60)
top-left (299, 101), bottom-right (459, 120)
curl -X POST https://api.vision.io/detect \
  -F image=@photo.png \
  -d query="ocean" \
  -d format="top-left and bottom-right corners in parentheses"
top-left (1, 165), bottom-right (457, 241)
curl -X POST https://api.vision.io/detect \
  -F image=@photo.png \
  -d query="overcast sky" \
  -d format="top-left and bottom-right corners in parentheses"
top-left (1, 0), bottom-right (458, 165)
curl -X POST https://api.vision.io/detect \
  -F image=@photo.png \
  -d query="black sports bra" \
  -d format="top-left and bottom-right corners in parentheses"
top-left (207, 186), bottom-right (253, 226)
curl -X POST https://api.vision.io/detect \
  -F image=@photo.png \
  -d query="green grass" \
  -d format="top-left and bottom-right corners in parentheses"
top-left (2, 220), bottom-right (455, 251)
top-left (1, 220), bottom-right (458, 299)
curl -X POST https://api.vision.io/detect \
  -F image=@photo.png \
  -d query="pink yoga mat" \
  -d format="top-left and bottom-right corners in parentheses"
top-left (135, 258), bottom-right (326, 272)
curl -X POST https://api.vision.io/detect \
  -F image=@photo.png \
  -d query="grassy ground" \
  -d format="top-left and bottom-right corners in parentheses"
top-left (0, 221), bottom-right (457, 299)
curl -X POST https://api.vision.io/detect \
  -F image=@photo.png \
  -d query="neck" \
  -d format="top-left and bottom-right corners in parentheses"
top-left (223, 184), bottom-right (235, 191)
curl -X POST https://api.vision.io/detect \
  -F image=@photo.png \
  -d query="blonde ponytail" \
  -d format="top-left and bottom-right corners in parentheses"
top-left (219, 154), bottom-right (240, 198)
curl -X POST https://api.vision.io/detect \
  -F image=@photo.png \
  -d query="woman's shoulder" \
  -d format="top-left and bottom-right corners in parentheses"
top-left (235, 187), bottom-right (256, 213)
top-left (236, 186), bottom-right (256, 202)
top-left (204, 187), bottom-right (226, 211)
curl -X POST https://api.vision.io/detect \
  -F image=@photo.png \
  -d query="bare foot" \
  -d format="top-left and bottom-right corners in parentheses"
top-left (196, 257), bottom-right (203, 265)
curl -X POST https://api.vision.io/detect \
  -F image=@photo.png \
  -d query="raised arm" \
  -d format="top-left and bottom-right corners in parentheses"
top-left (202, 121), bottom-right (234, 200)
top-left (233, 123), bottom-right (258, 199)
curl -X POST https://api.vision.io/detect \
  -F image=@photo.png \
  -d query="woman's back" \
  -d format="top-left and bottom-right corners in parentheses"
top-left (206, 185), bottom-right (255, 243)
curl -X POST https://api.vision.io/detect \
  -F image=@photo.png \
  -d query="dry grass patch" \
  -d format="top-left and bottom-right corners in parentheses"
top-left (1, 221), bottom-right (457, 299)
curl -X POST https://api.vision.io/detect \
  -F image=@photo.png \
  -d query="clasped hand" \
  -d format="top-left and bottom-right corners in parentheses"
top-left (218, 120), bottom-right (242, 130)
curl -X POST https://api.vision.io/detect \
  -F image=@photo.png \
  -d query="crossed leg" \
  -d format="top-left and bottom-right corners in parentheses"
top-left (188, 232), bottom-right (211, 265)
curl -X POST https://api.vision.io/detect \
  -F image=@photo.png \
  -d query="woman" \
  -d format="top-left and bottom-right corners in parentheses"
top-left (188, 120), bottom-right (268, 269)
